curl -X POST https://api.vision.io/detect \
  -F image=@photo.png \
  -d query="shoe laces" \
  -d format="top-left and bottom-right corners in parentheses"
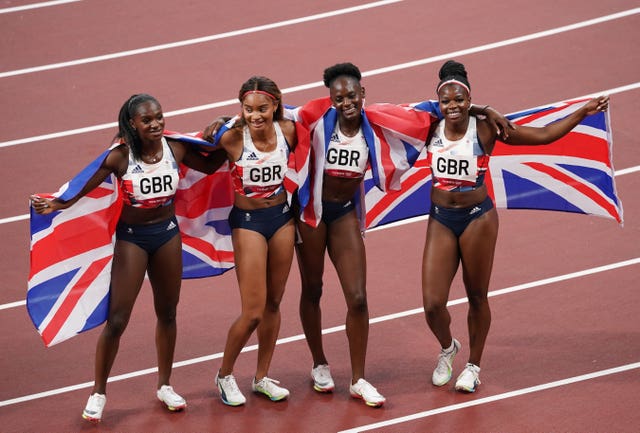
top-left (159, 385), bottom-right (184, 404)
top-left (353, 379), bottom-right (382, 398)
top-left (256, 376), bottom-right (281, 390)
top-left (435, 352), bottom-right (453, 374)
top-left (464, 363), bottom-right (480, 378)
top-left (220, 374), bottom-right (242, 393)
top-left (313, 364), bottom-right (332, 382)
top-left (458, 363), bottom-right (481, 384)
top-left (86, 393), bottom-right (106, 410)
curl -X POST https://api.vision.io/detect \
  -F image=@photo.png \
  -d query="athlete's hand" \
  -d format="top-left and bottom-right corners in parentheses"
top-left (30, 195), bottom-right (59, 215)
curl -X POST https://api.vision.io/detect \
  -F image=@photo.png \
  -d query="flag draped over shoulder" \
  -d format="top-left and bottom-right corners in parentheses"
top-left (364, 98), bottom-right (623, 229)
top-left (27, 131), bottom-right (234, 347)
top-left (285, 97), bottom-right (438, 227)
top-left (210, 116), bottom-right (311, 206)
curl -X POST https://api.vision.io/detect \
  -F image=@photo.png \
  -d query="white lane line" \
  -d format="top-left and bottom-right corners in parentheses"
top-left (0, 0), bottom-right (403, 78)
top-left (0, 0), bottom-right (81, 14)
top-left (2, 157), bottom-right (638, 228)
top-left (1, 256), bottom-right (637, 406)
top-left (337, 362), bottom-right (640, 433)
top-left (1, 47), bottom-right (639, 149)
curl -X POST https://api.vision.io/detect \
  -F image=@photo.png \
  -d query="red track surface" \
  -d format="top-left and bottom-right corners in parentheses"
top-left (1, 1), bottom-right (639, 432)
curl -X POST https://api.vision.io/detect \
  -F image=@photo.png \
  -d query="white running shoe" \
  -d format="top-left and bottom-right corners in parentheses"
top-left (252, 377), bottom-right (290, 401)
top-left (156, 385), bottom-right (187, 411)
top-left (82, 393), bottom-right (106, 423)
top-left (432, 338), bottom-right (461, 386)
top-left (349, 378), bottom-right (386, 407)
top-left (216, 371), bottom-right (246, 406)
top-left (455, 363), bottom-right (481, 393)
top-left (311, 364), bottom-right (335, 393)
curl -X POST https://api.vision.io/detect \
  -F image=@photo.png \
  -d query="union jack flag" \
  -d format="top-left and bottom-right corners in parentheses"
top-left (285, 97), bottom-right (438, 228)
top-left (364, 98), bottom-right (623, 229)
top-left (27, 132), bottom-right (234, 346)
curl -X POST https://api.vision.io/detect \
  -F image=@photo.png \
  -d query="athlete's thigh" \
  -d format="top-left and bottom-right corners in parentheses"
top-left (422, 218), bottom-right (461, 304)
top-left (109, 239), bottom-right (149, 312)
top-left (295, 219), bottom-right (328, 286)
top-left (266, 220), bottom-right (295, 299)
top-left (147, 233), bottom-right (182, 308)
top-left (459, 208), bottom-right (499, 293)
top-left (326, 211), bottom-right (366, 295)
top-left (232, 228), bottom-right (269, 309)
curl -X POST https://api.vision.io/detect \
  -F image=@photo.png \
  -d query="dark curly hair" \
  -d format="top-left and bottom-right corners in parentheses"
top-left (436, 60), bottom-right (471, 94)
top-left (322, 62), bottom-right (362, 88)
top-left (116, 93), bottom-right (160, 161)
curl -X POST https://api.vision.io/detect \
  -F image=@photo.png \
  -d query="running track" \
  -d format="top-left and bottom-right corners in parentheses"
top-left (1, 1), bottom-right (639, 432)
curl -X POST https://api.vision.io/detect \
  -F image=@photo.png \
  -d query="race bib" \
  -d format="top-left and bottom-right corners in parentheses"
top-left (430, 153), bottom-right (477, 183)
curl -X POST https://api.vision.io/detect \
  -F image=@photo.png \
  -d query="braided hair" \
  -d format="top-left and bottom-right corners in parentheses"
top-left (116, 93), bottom-right (160, 161)
top-left (436, 60), bottom-right (471, 95)
top-left (322, 62), bottom-right (362, 88)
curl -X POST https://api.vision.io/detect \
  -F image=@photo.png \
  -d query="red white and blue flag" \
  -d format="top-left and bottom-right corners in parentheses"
top-left (27, 99), bottom-right (622, 346)
top-left (364, 98), bottom-right (623, 229)
top-left (27, 132), bottom-right (234, 346)
top-left (285, 97), bottom-right (438, 227)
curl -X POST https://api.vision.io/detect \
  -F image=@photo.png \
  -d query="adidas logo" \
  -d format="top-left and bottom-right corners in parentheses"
top-left (246, 152), bottom-right (258, 161)
top-left (167, 221), bottom-right (177, 230)
top-left (469, 206), bottom-right (481, 215)
top-left (131, 165), bottom-right (144, 173)
top-left (330, 132), bottom-right (340, 142)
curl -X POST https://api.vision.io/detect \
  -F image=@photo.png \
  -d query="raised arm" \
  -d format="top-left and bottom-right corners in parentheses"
top-left (30, 146), bottom-right (125, 214)
top-left (504, 96), bottom-right (608, 145)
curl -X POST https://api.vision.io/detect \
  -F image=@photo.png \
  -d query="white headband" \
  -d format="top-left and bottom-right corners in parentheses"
top-left (436, 79), bottom-right (470, 95)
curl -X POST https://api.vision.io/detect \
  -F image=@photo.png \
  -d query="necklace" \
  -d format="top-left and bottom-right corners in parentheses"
top-left (143, 148), bottom-right (162, 163)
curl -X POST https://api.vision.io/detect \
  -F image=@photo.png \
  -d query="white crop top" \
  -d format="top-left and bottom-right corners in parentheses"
top-left (230, 122), bottom-right (290, 198)
top-left (120, 137), bottom-right (180, 208)
top-left (324, 124), bottom-right (368, 178)
top-left (427, 116), bottom-right (489, 192)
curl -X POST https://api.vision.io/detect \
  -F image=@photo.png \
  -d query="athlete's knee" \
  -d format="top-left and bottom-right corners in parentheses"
top-left (240, 308), bottom-right (263, 331)
top-left (346, 289), bottom-right (368, 314)
top-left (301, 280), bottom-right (324, 305)
top-left (466, 291), bottom-right (489, 309)
top-left (105, 312), bottom-right (131, 337)
top-left (423, 298), bottom-right (448, 320)
top-left (156, 307), bottom-right (177, 326)
top-left (265, 296), bottom-right (283, 314)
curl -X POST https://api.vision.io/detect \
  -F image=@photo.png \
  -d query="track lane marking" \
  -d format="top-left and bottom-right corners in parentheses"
top-left (0, 0), bottom-right (402, 78)
top-left (0, 0), bottom-right (81, 14)
top-left (1, 10), bottom-right (639, 148)
top-left (337, 362), bottom-right (640, 433)
top-left (2, 256), bottom-right (638, 406)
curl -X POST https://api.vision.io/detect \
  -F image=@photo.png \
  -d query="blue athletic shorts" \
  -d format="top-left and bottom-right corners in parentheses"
top-left (430, 196), bottom-right (494, 238)
top-left (116, 216), bottom-right (180, 255)
top-left (228, 202), bottom-right (292, 240)
top-left (321, 200), bottom-right (355, 225)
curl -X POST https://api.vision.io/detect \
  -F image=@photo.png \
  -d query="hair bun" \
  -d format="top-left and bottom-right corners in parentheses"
top-left (439, 60), bottom-right (468, 80)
